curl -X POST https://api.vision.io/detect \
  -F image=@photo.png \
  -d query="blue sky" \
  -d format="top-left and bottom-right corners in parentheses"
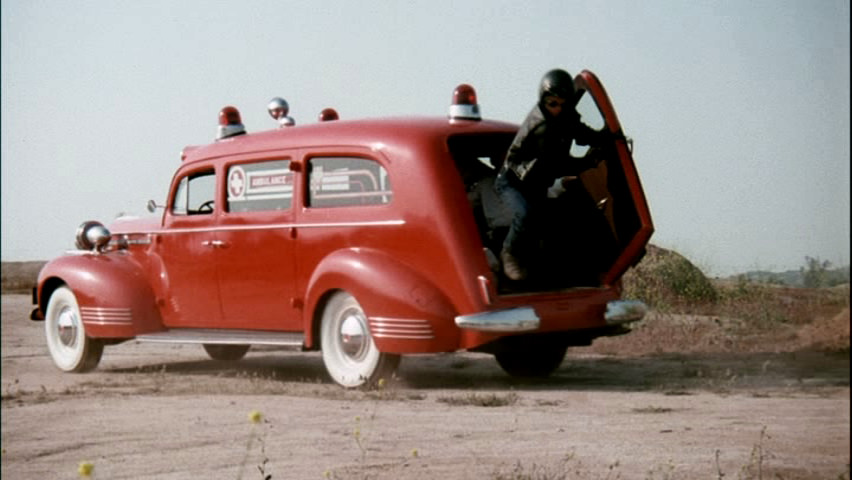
top-left (2, 0), bottom-right (849, 276)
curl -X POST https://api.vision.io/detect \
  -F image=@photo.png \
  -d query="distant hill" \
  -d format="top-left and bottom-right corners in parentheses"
top-left (1, 261), bottom-right (46, 294)
top-left (732, 265), bottom-right (850, 288)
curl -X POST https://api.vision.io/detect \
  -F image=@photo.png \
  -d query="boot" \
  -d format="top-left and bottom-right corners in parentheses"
top-left (501, 248), bottom-right (527, 281)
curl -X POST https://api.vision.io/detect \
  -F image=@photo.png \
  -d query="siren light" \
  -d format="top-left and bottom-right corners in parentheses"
top-left (267, 97), bottom-right (289, 119)
top-left (318, 108), bottom-right (339, 122)
top-left (448, 84), bottom-right (481, 121)
top-left (268, 97), bottom-right (295, 127)
top-left (216, 106), bottom-right (246, 140)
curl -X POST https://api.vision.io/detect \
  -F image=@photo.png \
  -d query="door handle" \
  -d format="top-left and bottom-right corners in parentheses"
top-left (201, 240), bottom-right (227, 248)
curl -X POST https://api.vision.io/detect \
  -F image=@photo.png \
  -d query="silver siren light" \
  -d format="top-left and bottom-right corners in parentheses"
top-left (268, 97), bottom-right (295, 127)
top-left (448, 84), bottom-right (481, 121)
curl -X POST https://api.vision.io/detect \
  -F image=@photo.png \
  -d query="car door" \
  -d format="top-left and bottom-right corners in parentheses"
top-left (572, 70), bottom-right (654, 285)
top-left (158, 167), bottom-right (224, 328)
top-left (215, 156), bottom-right (299, 331)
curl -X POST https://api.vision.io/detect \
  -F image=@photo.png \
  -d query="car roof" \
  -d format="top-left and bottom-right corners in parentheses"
top-left (181, 116), bottom-right (519, 164)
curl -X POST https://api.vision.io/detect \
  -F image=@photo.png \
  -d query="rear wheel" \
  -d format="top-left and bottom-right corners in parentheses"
top-left (320, 291), bottom-right (400, 388)
top-left (44, 286), bottom-right (104, 372)
top-left (494, 345), bottom-right (567, 378)
top-left (203, 344), bottom-right (250, 362)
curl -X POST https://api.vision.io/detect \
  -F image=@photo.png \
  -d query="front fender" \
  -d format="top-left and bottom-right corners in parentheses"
top-left (303, 248), bottom-right (459, 353)
top-left (36, 252), bottom-right (164, 338)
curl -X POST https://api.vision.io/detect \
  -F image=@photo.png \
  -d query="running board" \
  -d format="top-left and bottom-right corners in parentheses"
top-left (135, 329), bottom-right (306, 347)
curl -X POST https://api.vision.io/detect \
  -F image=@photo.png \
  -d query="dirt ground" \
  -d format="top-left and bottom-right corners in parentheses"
top-left (1, 293), bottom-right (849, 479)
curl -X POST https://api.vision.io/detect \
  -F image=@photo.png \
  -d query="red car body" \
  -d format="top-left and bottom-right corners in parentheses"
top-left (32, 70), bottom-right (653, 387)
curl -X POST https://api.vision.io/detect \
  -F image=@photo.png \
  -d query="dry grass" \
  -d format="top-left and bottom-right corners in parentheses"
top-left (437, 392), bottom-right (520, 407)
top-left (614, 246), bottom-right (851, 356)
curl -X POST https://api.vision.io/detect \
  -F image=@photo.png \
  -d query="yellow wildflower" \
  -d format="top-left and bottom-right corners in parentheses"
top-left (78, 461), bottom-right (94, 477)
top-left (248, 410), bottom-right (263, 424)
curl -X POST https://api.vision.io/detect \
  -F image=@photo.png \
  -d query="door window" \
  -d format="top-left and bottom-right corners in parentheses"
top-left (172, 170), bottom-right (216, 215)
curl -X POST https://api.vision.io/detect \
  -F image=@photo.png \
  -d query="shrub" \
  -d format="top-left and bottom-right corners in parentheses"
top-left (622, 245), bottom-right (718, 310)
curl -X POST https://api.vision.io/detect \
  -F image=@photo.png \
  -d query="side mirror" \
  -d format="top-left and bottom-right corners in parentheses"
top-left (147, 200), bottom-right (164, 213)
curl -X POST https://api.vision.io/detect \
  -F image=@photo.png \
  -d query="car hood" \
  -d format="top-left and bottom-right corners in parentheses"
top-left (109, 215), bottom-right (162, 235)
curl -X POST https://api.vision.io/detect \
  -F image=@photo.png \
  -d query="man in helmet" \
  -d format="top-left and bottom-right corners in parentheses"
top-left (495, 68), bottom-right (610, 281)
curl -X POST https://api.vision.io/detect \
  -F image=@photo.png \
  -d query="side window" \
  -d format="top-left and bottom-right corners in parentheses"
top-left (227, 159), bottom-right (293, 213)
top-left (172, 170), bottom-right (216, 215)
top-left (308, 157), bottom-right (392, 208)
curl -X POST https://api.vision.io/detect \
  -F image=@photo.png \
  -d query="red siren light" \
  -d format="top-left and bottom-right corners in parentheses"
top-left (318, 108), bottom-right (339, 122)
top-left (216, 106), bottom-right (246, 140)
top-left (448, 84), bottom-right (481, 121)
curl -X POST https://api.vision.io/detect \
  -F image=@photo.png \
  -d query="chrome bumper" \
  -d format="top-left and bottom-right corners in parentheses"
top-left (454, 307), bottom-right (540, 332)
top-left (454, 299), bottom-right (647, 333)
top-left (604, 299), bottom-right (648, 325)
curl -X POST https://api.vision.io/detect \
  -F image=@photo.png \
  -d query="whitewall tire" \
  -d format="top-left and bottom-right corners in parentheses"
top-left (320, 291), bottom-right (400, 388)
top-left (44, 286), bottom-right (103, 372)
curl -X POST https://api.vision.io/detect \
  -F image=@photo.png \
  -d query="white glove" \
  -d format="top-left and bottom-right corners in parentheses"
top-left (547, 176), bottom-right (577, 198)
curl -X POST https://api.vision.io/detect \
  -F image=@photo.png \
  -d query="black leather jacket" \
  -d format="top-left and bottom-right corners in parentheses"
top-left (500, 103), bottom-right (604, 196)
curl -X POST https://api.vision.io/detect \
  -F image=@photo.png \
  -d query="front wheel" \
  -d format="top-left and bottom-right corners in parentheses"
top-left (44, 286), bottom-right (104, 372)
top-left (320, 291), bottom-right (400, 388)
top-left (494, 345), bottom-right (567, 378)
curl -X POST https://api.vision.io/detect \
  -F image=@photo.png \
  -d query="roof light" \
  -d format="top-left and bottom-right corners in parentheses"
top-left (318, 108), bottom-right (339, 122)
top-left (448, 84), bottom-right (481, 121)
top-left (268, 97), bottom-right (295, 127)
top-left (216, 106), bottom-right (246, 140)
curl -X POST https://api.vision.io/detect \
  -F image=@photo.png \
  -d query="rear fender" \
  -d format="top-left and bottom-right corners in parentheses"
top-left (303, 248), bottom-right (459, 353)
top-left (36, 253), bottom-right (164, 338)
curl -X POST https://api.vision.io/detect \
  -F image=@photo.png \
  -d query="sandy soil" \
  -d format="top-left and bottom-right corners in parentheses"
top-left (1, 294), bottom-right (849, 479)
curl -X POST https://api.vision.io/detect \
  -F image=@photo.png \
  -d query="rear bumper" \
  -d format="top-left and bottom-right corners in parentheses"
top-left (604, 299), bottom-right (648, 325)
top-left (454, 307), bottom-right (540, 332)
top-left (455, 299), bottom-right (647, 333)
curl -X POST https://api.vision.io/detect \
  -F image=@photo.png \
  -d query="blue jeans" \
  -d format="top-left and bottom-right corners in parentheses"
top-left (495, 171), bottom-right (535, 255)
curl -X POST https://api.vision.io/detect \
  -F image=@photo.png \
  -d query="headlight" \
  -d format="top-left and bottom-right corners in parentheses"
top-left (75, 221), bottom-right (111, 251)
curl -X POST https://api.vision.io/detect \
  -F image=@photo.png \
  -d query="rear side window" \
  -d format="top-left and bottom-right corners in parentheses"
top-left (307, 157), bottom-right (392, 208)
top-left (570, 90), bottom-right (606, 157)
top-left (227, 159), bottom-right (293, 213)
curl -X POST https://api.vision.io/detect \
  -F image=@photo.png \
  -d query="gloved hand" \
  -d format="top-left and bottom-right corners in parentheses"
top-left (547, 176), bottom-right (577, 198)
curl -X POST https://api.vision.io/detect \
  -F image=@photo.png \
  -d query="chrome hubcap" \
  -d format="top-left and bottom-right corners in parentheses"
top-left (339, 308), bottom-right (368, 360)
top-left (57, 306), bottom-right (78, 348)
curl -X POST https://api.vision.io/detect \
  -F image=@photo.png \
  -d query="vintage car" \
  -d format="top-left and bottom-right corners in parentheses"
top-left (31, 70), bottom-right (653, 388)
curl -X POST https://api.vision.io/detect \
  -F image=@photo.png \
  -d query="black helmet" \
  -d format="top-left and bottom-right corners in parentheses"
top-left (538, 69), bottom-right (574, 101)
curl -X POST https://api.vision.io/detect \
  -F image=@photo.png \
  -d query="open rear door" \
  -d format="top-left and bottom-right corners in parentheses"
top-left (572, 70), bottom-right (654, 284)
